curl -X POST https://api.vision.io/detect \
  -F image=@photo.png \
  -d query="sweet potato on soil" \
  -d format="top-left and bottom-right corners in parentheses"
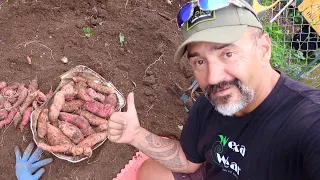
top-left (4, 101), bottom-right (12, 109)
top-left (37, 91), bottom-right (47, 102)
top-left (0, 81), bottom-right (7, 90)
top-left (72, 76), bottom-right (87, 83)
top-left (19, 107), bottom-right (34, 130)
top-left (103, 93), bottom-right (118, 108)
top-left (0, 94), bottom-right (5, 109)
top-left (78, 131), bottom-right (108, 148)
top-left (37, 109), bottom-right (48, 138)
top-left (0, 109), bottom-right (8, 120)
top-left (61, 99), bottom-right (85, 112)
top-left (58, 112), bottom-right (95, 137)
top-left (75, 82), bottom-right (94, 102)
top-left (60, 81), bottom-right (77, 99)
top-left (87, 80), bottom-right (115, 95)
top-left (96, 123), bottom-right (108, 132)
top-left (28, 78), bottom-right (38, 94)
top-left (46, 87), bottom-right (54, 99)
top-left (49, 91), bottom-right (65, 127)
top-left (32, 100), bottom-right (39, 110)
top-left (20, 90), bottom-right (38, 112)
top-left (75, 109), bottom-right (107, 126)
top-left (13, 111), bottom-right (23, 128)
top-left (38, 142), bottom-right (92, 157)
top-left (7, 97), bottom-right (18, 104)
top-left (0, 108), bottom-right (18, 128)
top-left (12, 85), bottom-right (28, 108)
top-left (87, 88), bottom-right (105, 102)
top-left (84, 101), bottom-right (114, 118)
top-left (47, 122), bottom-right (72, 146)
top-left (1, 83), bottom-right (19, 95)
top-left (58, 121), bottom-right (84, 144)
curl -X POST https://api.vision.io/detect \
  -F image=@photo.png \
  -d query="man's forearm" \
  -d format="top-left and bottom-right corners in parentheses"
top-left (130, 127), bottom-right (189, 172)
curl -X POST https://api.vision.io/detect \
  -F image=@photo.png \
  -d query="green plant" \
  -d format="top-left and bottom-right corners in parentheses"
top-left (119, 33), bottom-right (125, 47)
top-left (82, 27), bottom-right (93, 38)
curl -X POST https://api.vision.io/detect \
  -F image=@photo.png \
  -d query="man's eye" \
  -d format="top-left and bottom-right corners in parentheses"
top-left (196, 60), bottom-right (204, 65)
top-left (225, 52), bottom-right (233, 58)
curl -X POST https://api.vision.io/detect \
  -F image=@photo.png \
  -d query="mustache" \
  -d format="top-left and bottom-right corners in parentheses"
top-left (205, 79), bottom-right (239, 95)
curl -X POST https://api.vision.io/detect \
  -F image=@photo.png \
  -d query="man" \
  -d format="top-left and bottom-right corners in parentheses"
top-left (107, 0), bottom-right (320, 179)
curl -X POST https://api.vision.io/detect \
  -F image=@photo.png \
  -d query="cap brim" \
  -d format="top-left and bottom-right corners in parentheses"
top-left (174, 25), bottom-right (247, 62)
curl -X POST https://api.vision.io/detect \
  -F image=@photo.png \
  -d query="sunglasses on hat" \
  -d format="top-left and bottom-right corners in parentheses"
top-left (176, 0), bottom-right (255, 29)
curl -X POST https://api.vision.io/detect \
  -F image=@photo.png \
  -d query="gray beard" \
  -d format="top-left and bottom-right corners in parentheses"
top-left (206, 80), bottom-right (255, 116)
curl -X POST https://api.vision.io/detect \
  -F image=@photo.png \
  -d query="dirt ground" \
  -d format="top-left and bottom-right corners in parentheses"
top-left (0, 0), bottom-right (193, 179)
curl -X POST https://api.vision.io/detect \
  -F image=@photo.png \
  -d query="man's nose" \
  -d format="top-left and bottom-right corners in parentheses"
top-left (207, 62), bottom-right (226, 85)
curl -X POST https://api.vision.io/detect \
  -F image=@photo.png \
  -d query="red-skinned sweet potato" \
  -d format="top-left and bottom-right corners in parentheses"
top-left (58, 112), bottom-right (95, 137)
top-left (87, 88), bottom-right (105, 102)
top-left (87, 80), bottom-right (115, 95)
top-left (0, 81), bottom-right (7, 90)
top-left (84, 101), bottom-right (114, 118)
top-left (103, 93), bottom-right (118, 108)
top-left (75, 109), bottom-right (107, 126)
top-left (58, 121), bottom-right (84, 144)
top-left (78, 131), bottom-right (108, 148)
top-left (37, 142), bottom-right (92, 157)
top-left (0, 109), bottom-right (8, 120)
top-left (0, 108), bottom-right (18, 128)
top-left (75, 82), bottom-right (94, 102)
top-left (46, 122), bottom-right (72, 146)
top-left (37, 109), bottom-right (48, 138)
top-left (19, 107), bottom-right (34, 130)
top-left (28, 78), bottom-right (38, 94)
top-left (49, 91), bottom-right (65, 127)
top-left (61, 99), bottom-right (85, 112)
top-left (12, 85), bottom-right (28, 108)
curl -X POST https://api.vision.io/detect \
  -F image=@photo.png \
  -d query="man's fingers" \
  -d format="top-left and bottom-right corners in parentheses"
top-left (109, 113), bottom-right (127, 125)
top-left (32, 168), bottom-right (45, 179)
top-left (29, 147), bottom-right (43, 163)
top-left (22, 142), bottom-right (35, 161)
top-left (14, 146), bottom-right (21, 162)
top-left (108, 120), bottom-right (125, 130)
top-left (31, 158), bottom-right (53, 173)
top-left (126, 92), bottom-right (136, 113)
top-left (108, 135), bottom-right (121, 142)
top-left (108, 129), bottom-right (123, 136)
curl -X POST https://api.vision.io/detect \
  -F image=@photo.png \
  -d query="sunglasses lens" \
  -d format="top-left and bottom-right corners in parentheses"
top-left (177, 2), bottom-right (193, 28)
top-left (198, 0), bottom-right (229, 10)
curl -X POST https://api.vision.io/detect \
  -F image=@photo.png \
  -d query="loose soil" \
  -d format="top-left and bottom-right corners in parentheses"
top-left (0, 0), bottom-right (194, 179)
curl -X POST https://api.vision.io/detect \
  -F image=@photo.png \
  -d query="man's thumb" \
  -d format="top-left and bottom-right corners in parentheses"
top-left (126, 92), bottom-right (136, 113)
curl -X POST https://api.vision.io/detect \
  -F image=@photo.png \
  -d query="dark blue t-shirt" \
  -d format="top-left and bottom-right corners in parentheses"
top-left (180, 71), bottom-right (320, 180)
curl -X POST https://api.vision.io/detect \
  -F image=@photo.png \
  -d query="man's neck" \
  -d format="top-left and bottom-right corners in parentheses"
top-left (234, 69), bottom-right (281, 117)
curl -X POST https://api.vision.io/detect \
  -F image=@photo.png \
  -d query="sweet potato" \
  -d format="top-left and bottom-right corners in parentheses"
top-left (58, 112), bottom-right (95, 137)
top-left (75, 82), bottom-right (94, 102)
top-left (12, 85), bottom-right (28, 108)
top-left (0, 94), bottom-right (5, 109)
top-left (87, 88), bottom-right (105, 102)
top-left (20, 90), bottom-right (38, 112)
top-left (28, 77), bottom-right (38, 93)
top-left (49, 91), bottom-right (65, 127)
top-left (13, 111), bottom-right (23, 128)
top-left (18, 107), bottom-right (34, 130)
top-left (37, 142), bottom-right (92, 157)
top-left (0, 109), bottom-right (8, 120)
top-left (46, 87), bottom-right (54, 99)
top-left (72, 76), bottom-right (87, 83)
top-left (3, 89), bottom-right (17, 97)
top-left (84, 101), bottom-right (114, 118)
top-left (32, 100), bottom-right (39, 110)
top-left (61, 99), bottom-right (85, 112)
top-left (1, 83), bottom-right (19, 95)
top-left (4, 101), bottom-right (12, 109)
top-left (58, 121), bottom-right (84, 144)
top-left (103, 93), bottom-right (118, 108)
top-left (37, 109), bottom-right (48, 138)
top-left (47, 122), bottom-right (72, 146)
top-left (75, 109), bottom-right (107, 126)
top-left (0, 81), bottom-right (7, 90)
top-left (60, 81), bottom-right (77, 99)
top-left (96, 123), bottom-right (108, 132)
top-left (7, 97), bottom-right (18, 104)
top-left (87, 80), bottom-right (115, 95)
top-left (0, 108), bottom-right (18, 128)
top-left (78, 131), bottom-right (108, 148)
top-left (37, 91), bottom-right (47, 102)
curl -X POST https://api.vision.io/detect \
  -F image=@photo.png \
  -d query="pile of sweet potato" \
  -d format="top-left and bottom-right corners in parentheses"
top-left (36, 76), bottom-right (117, 158)
top-left (0, 78), bottom-right (53, 130)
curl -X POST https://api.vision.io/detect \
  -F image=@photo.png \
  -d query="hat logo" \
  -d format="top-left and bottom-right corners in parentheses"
top-left (186, 6), bottom-right (216, 31)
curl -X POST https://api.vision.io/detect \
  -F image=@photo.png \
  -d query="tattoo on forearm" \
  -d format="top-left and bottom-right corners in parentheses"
top-left (137, 142), bottom-right (177, 158)
top-left (145, 133), bottom-right (172, 148)
top-left (155, 155), bottom-right (184, 168)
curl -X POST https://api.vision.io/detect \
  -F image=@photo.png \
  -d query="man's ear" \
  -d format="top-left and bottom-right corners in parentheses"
top-left (260, 33), bottom-right (272, 63)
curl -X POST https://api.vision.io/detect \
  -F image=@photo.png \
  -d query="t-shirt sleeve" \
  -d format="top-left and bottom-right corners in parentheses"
top-left (180, 95), bottom-right (206, 164)
top-left (301, 119), bottom-right (320, 179)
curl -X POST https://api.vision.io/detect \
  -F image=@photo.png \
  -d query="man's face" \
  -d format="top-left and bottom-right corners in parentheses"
top-left (186, 27), bottom-right (269, 116)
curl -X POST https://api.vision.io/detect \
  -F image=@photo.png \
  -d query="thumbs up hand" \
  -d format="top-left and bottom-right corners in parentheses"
top-left (107, 92), bottom-right (141, 144)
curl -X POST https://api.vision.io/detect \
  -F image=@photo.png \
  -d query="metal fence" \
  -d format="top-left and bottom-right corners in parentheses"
top-left (249, 0), bottom-right (320, 87)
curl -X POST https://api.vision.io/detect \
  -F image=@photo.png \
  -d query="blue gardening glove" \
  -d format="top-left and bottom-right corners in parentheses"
top-left (15, 142), bottom-right (53, 180)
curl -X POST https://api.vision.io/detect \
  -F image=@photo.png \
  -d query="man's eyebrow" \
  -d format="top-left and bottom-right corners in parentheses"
top-left (212, 44), bottom-right (233, 50)
top-left (187, 51), bottom-right (200, 59)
